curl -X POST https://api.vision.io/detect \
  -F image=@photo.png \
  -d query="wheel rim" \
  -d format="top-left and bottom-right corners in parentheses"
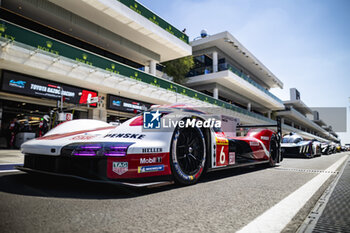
top-left (175, 127), bottom-right (204, 175)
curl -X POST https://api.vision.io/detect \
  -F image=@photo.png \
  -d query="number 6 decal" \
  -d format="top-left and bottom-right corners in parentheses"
top-left (215, 136), bottom-right (229, 167)
top-left (220, 146), bottom-right (225, 164)
top-left (215, 142), bottom-right (228, 166)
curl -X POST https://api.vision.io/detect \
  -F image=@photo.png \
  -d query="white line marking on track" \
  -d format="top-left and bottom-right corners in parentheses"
top-left (237, 154), bottom-right (349, 233)
top-left (0, 169), bottom-right (20, 173)
top-left (0, 163), bottom-right (23, 165)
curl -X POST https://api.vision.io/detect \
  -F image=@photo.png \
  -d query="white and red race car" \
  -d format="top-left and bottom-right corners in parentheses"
top-left (18, 104), bottom-right (282, 187)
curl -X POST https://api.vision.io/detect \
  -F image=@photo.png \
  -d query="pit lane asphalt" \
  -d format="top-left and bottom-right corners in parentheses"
top-left (0, 152), bottom-right (348, 233)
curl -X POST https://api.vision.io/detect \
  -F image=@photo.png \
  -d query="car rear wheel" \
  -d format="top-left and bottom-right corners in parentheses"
top-left (170, 124), bottom-right (206, 185)
top-left (306, 144), bottom-right (314, 158)
top-left (268, 135), bottom-right (278, 167)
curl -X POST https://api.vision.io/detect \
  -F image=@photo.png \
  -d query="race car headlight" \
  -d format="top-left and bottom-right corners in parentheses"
top-left (73, 144), bottom-right (102, 156)
top-left (103, 145), bottom-right (129, 156)
top-left (61, 142), bottom-right (134, 157)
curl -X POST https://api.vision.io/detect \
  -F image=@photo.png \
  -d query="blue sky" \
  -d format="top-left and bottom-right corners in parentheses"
top-left (139, 0), bottom-right (350, 143)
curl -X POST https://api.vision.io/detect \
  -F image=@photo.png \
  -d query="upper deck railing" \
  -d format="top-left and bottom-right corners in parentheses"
top-left (187, 63), bottom-right (283, 104)
top-left (0, 19), bottom-right (274, 123)
top-left (118, 0), bottom-right (189, 44)
top-left (219, 63), bottom-right (283, 104)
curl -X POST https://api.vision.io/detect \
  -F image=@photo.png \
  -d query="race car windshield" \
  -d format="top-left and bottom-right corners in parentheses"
top-left (282, 138), bottom-right (291, 143)
top-left (282, 137), bottom-right (303, 143)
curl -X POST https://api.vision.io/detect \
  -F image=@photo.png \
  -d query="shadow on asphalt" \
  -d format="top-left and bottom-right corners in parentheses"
top-left (0, 164), bottom-right (273, 199)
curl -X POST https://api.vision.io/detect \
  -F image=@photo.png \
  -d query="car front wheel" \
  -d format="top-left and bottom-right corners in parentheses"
top-left (170, 124), bottom-right (206, 185)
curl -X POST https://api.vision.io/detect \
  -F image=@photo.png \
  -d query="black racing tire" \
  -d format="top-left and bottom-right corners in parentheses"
top-left (169, 122), bottom-right (206, 185)
top-left (268, 135), bottom-right (278, 167)
top-left (306, 144), bottom-right (314, 158)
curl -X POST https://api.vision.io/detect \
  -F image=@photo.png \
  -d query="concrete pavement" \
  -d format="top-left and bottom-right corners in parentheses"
top-left (0, 152), bottom-right (348, 233)
top-left (0, 150), bottom-right (23, 164)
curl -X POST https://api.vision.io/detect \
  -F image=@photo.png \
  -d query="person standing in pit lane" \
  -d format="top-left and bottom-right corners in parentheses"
top-left (8, 118), bottom-right (19, 148)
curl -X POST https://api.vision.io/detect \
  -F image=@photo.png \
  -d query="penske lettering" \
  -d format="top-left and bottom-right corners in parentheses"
top-left (104, 133), bottom-right (145, 139)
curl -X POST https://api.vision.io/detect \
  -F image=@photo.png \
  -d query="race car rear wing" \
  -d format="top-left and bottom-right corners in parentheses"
top-left (237, 117), bottom-right (282, 162)
top-left (236, 117), bottom-right (282, 137)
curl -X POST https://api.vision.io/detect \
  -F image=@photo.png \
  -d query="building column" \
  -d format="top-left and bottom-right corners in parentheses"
top-left (88, 93), bottom-right (107, 121)
top-left (267, 111), bottom-right (272, 119)
top-left (149, 60), bottom-right (156, 76)
top-left (281, 118), bottom-right (285, 125)
top-left (291, 122), bottom-right (294, 128)
top-left (144, 66), bottom-right (149, 73)
top-left (212, 51), bottom-right (218, 73)
top-left (88, 108), bottom-right (106, 121)
top-left (247, 102), bottom-right (251, 112)
top-left (213, 87), bottom-right (219, 99)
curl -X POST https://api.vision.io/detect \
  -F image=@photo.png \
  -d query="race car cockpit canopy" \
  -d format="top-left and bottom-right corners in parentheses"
top-left (282, 133), bottom-right (304, 143)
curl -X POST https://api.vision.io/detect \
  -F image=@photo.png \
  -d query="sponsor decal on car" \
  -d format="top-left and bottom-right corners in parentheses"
top-left (140, 157), bottom-right (162, 164)
top-left (229, 152), bottom-right (235, 165)
top-left (142, 148), bottom-right (162, 153)
top-left (261, 136), bottom-right (270, 140)
top-left (138, 165), bottom-right (164, 173)
top-left (112, 162), bottom-right (128, 175)
top-left (104, 133), bottom-right (145, 139)
top-left (70, 135), bottom-right (96, 140)
top-left (250, 141), bottom-right (260, 146)
top-left (215, 137), bottom-right (229, 145)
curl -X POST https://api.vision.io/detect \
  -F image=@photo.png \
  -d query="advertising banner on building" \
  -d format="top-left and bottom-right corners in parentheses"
top-left (1, 70), bottom-right (98, 106)
top-left (107, 94), bottom-right (151, 113)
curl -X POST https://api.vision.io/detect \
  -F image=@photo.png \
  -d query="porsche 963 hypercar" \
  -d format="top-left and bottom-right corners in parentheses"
top-left (18, 104), bottom-right (283, 187)
top-left (281, 133), bottom-right (321, 158)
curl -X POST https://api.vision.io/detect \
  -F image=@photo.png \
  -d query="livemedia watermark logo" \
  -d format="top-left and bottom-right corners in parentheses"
top-left (143, 110), bottom-right (162, 129)
top-left (143, 110), bottom-right (221, 130)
